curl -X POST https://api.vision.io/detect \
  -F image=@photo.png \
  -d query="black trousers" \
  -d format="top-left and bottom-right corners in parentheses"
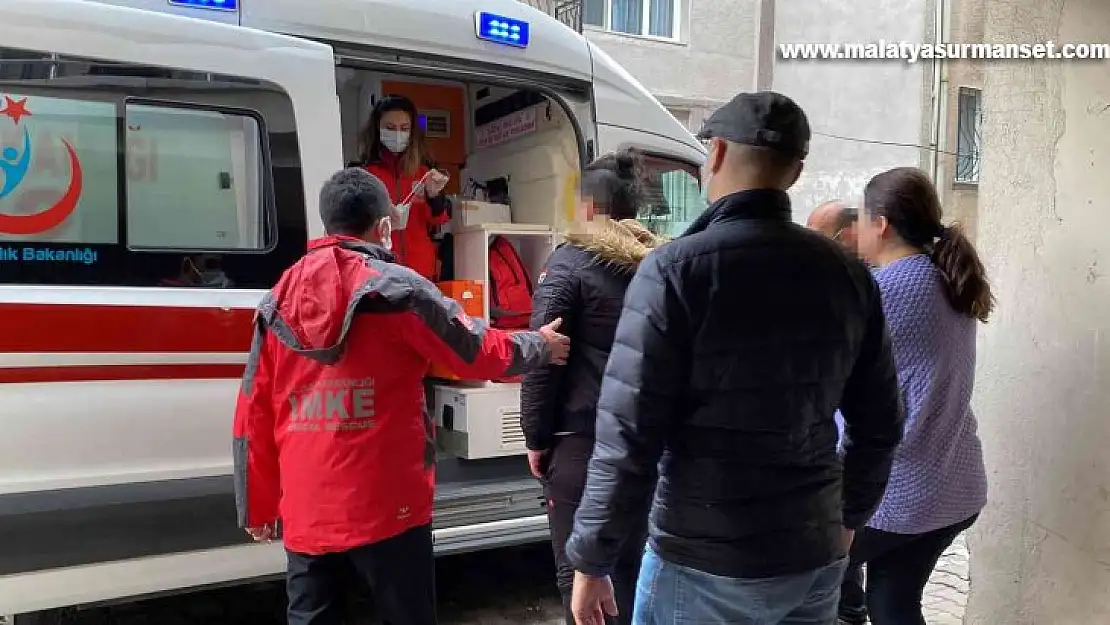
top-left (543, 434), bottom-right (648, 625)
top-left (286, 524), bottom-right (436, 625)
top-left (838, 514), bottom-right (978, 625)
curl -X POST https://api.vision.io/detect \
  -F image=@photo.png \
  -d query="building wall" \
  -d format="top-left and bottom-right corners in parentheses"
top-left (937, 0), bottom-right (986, 242)
top-left (583, 0), bottom-right (761, 132)
top-left (965, 0), bottom-right (1110, 622)
top-left (771, 0), bottom-right (930, 224)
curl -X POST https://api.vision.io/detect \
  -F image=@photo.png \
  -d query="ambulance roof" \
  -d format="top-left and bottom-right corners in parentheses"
top-left (5, 0), bottom-right (334, 71)
top-left (81, 1), bottom-right (593, 83)
top-left (241, 0), bottom-right (594, 84)
top-left (75, 0), bottom-right (701, 158)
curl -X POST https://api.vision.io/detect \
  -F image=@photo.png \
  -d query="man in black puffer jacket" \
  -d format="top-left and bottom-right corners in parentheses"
top-left (566, 92), bottom-right (905, 625)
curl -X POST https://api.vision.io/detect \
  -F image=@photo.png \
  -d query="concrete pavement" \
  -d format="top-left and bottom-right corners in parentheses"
top-left (922, 533), bottom-right (970, 624)
top-left (445, 532), bottom-right (973, 625)
top-left (57, 536), bottom-right (972, 624)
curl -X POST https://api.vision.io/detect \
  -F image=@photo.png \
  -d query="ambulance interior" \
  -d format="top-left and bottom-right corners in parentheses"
top-left (336, 66), bottom-right (581, 240)
top-left (336, 67), bottom-right (581, 473)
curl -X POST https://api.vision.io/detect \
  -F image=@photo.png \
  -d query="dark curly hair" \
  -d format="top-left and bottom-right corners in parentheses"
top-left (579, 149), bottom-right (645, 221)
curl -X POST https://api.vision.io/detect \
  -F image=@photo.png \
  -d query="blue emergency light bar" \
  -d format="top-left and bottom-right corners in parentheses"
top-left (168, 0), bottom-right (239, 11)
top-left (475, 12), bottom-right (530, 49)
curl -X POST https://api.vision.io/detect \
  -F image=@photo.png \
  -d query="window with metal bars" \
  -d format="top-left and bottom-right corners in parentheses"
top-left (955, 87), bottom-right (983, 185)
top-left (516, 0), bottom-right (584, 33)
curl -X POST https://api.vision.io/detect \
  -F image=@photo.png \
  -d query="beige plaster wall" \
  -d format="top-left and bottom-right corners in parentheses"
top-left (965, 0), bottom-right (1110, 622)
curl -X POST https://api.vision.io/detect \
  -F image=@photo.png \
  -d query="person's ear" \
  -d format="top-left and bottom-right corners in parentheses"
top-left (709, 138), bottom-right (726, 174)
top-left (876, 215), bottom-right (890, 239)
top-left (785, 160), bottom-right (804, 189)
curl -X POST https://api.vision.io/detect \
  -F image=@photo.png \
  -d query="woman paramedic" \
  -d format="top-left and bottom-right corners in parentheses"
top-left (358, 94), bottom-right (452, 281)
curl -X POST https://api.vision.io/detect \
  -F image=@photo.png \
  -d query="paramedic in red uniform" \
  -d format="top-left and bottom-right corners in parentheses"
top-left (359, 94), bottom-right (451, 281)
top-left (232, 167), bottom-right (571, 625)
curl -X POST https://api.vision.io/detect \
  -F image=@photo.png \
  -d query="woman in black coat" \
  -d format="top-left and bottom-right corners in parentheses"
top-left (520, 150), bottom-right (664, 625)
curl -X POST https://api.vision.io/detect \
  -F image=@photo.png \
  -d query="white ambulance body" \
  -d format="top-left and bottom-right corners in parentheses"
top-left (0, 0), bottom-right (706, 617)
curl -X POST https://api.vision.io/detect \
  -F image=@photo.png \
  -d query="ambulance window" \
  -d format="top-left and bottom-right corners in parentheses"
top-left (124, 103), bottom-right (270, 252)
top-left (0, 93), bottom-right (121, 250)
top-left (638, 155), bottom-right (705, 238)
top-left (0, 45), bottom-right (306, 289)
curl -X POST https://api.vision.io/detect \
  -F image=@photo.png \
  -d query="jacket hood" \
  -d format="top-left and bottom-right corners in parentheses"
top-left (564, 218), bottom-right (666, 271)
top-left (264, 236), bottom-right (393, 362)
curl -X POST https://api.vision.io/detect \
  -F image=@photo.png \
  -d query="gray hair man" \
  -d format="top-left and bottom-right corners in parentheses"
top-left (807, 200), bottom-right (860, 251)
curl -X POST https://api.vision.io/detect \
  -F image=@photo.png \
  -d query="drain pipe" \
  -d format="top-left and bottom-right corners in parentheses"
top-left (928, 0), bottom-right (949, 182)
top-left (754, 0), bottom-right (776, 90)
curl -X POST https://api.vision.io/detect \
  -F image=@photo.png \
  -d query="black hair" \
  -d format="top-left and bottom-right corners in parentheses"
top-left (864, 167), bottom-right (994, 322)
top-left (580, 149), bottom-right (645, 221)
top-left (318, 167), bottom-right (392, 236)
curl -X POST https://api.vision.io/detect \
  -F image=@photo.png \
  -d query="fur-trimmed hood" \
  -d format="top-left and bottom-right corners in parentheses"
top-left (563, 218), bottom-right (667, 272)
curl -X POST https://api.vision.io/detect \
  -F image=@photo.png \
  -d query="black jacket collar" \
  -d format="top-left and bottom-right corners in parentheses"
top-left (682, 189), bottom-right (792, 237)
top-left (308, 235), bottom-right (397, 263)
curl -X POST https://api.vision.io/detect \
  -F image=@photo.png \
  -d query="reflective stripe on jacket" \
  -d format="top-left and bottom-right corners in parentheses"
top-left (233, 236), bottom-right (547, 554)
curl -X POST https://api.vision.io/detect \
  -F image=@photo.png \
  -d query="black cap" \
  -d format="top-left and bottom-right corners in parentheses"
top-left (697, 91), bottom-right (811, 159)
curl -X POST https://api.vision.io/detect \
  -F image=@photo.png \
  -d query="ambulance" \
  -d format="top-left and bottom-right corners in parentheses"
top-left (0, 0), bottom-right (706, 618)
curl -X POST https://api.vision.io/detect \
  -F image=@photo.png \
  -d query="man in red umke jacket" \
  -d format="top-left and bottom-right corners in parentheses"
top-left (232, 168), bottom-right (570, 625)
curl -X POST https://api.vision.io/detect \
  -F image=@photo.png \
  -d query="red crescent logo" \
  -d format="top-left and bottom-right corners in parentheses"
top-left (0, 138), bottom-right (83, 235)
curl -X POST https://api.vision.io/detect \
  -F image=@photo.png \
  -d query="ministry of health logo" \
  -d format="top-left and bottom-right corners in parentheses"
top-left (0, 95), bottom-right (84, 235)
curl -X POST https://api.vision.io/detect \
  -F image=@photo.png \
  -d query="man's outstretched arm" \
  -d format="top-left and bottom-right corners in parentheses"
top-left (565, 252), bottom-right (686, 576)
top-left (402, 272), bottom-right (567, 379)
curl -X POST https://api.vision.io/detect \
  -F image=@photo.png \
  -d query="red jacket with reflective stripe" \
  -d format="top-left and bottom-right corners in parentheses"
top-left (233, 236), bottom-right (548, 555)
top-left (364, 152), bottom-right (451, 281)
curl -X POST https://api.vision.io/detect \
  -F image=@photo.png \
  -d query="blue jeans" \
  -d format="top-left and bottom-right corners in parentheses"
top-left (633, 545), bottom-right (847, 624)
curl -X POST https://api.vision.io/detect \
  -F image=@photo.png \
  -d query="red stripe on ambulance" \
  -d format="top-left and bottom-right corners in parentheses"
top-left (0, 303), bottom-right (254, 353)
top-left (0, 363), bottom-right (245, 384)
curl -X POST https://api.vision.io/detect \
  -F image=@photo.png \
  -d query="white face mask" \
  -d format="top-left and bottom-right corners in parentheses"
top-left (379, 128), bottom-right (410, 154)
top-left (377, 217), bottom-right (393, 251)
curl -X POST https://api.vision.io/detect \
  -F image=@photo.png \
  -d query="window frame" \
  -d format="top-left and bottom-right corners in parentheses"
top-left (954, 86), bottom-right (983, 186)
top-left (0, 45), bottom-right (307, 289)
top-left (634, 151), bottom-right (704, 237)
top-left (121, 96), bottom-right (278, 255)
top-left (583, 0), bottom-right (683, 42)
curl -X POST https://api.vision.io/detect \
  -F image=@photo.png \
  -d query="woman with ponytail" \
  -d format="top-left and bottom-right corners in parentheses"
top-left (838, 167), bottom-right (991, 625)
